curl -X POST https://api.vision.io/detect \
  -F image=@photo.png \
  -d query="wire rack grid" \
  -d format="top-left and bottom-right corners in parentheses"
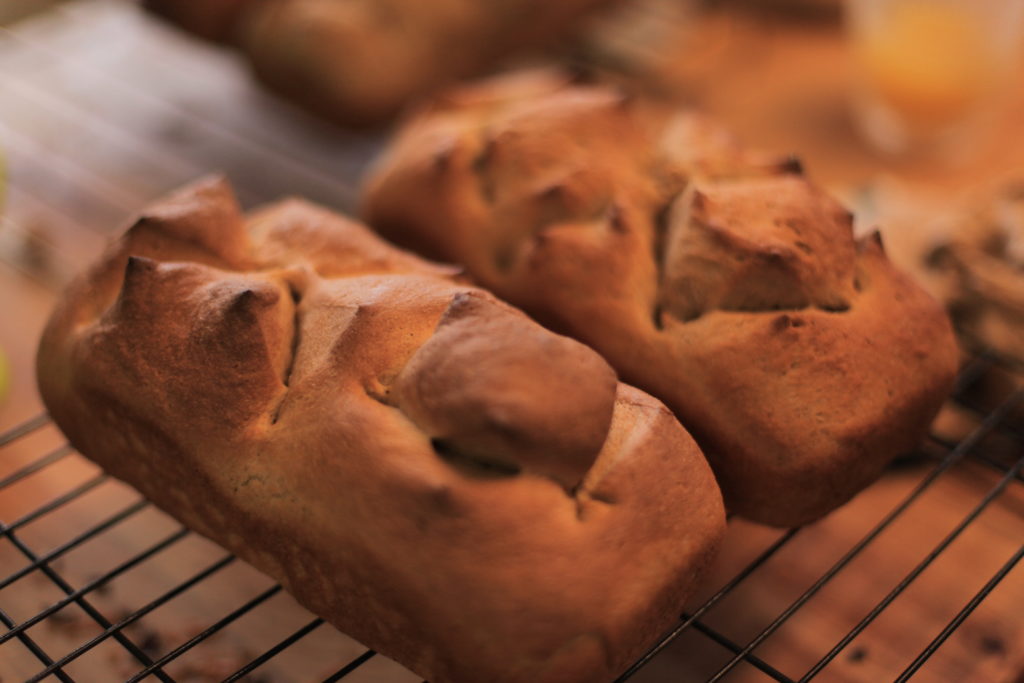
top-left (1, 351), bottom-right (1023, 682)
top-left (0, 1), bottom-right (1023, 682)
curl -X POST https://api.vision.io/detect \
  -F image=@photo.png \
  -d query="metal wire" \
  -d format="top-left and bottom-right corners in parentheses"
top-left (0, 528), bottom-right (190, 647)
top-left (616, 527), bottom-right (802, 681)
top-left (896, 543), bottom-right (1024, 682)
top-left (3, 473), bottom-right (109, 534)
top-left (1, 347), bottom-right (1023, 682)
top-left (0, 605), bottom-right (74, 683)
top-left (706, 392), bottom-right (1024, 682)
top-left (0, 413), bottom-right (50, 447)
top-left (322, 650), bottom-right (377, 682)
top-left (800, 450), bottom-right (1024, 681)
top-left (0, 525), bottom-right (174, 682)
top-left (686, 620), bottom-right (795, 682)
top-left (616, 382), bottom-right (1024, 682)
top-left (0, 499), bottom-right (150, 592)
top-left (24, 554), bottom-right (236, 683)
top-left (220, 617), bottom-right (325, 683)
top-left (0, 444), bottom-right (73, 490)
top-left (122, 584), bottom-right (283, 683)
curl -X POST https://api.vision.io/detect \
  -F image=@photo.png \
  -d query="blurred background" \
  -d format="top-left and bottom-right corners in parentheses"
top-left (0, 1), bottom-right (1022, 681)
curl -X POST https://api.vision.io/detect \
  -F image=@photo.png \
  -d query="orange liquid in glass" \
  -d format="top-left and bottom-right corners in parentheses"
top-left (856, 1), bottom-right (998, 131)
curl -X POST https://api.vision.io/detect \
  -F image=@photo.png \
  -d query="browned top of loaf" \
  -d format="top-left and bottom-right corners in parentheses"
top-left (37, 176), bottom-right (725, 683)
top-left (361, 70), bottom-right (962, 526)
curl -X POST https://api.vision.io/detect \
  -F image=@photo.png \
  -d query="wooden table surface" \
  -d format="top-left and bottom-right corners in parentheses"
top-left (0, 2), bottom-right (1022, 682)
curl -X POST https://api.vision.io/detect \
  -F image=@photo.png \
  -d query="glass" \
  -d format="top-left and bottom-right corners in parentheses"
top-left (845, 0), bottom-right (1024, 159)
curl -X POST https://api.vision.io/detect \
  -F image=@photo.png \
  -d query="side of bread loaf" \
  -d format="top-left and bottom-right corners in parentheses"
top-left (144, 0), bottom-right (623, 126)
top-left (361, 70), bottom-right (961, 527)
top-left (37, 176), bottom-right (726, 683)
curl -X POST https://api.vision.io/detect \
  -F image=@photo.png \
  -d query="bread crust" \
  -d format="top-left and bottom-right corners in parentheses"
top-left (361, 70), bottom-right (961, 526)
top-left (37, 176), bottom-right (726, 682)
top-left (144, 0), bottom-right (623, 126)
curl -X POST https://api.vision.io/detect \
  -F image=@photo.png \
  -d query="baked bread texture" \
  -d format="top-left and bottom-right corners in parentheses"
top-left (144, 0), bottom-right (622, 126)
top-left (37, 176), bottom-right (726, 683)
top-left (361, 70), bottom-right (961, 527)
top-left (926, 182), bottom-right (1024, 365)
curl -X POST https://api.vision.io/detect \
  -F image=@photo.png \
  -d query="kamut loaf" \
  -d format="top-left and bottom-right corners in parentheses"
top-left (37, 176), bottom-right (726, 683)
top-left (144, 0), bottom-right (624, 126)
top-left (361, 70), bottom-right (961, 527)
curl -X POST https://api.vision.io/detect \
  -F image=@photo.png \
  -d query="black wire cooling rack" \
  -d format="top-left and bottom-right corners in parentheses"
top-left (1, 349), bottom-right (1022, 683)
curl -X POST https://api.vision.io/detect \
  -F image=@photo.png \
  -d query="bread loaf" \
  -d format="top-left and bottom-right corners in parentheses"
top-left (36, 176), bottom-right (726, 683)
top-left (361, 70), bottom-right (961, 527)
top-left (926, 182), bottom-right (1024, 365)
top-left (144, 0), bottom-right (622, 126)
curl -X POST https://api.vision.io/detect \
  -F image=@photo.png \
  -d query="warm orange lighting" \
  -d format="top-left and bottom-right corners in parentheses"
top-left (854, 0), bottom-right (1001, 131)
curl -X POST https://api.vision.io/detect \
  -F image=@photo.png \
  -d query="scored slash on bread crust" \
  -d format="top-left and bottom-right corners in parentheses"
top-left (36, 176), bottom-right (726, 683)
top-left (361, 69), bottom-right (962, 527)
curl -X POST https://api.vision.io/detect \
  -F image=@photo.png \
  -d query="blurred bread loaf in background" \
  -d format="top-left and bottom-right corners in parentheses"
top-left (144, 0), bottom-right (626, 126)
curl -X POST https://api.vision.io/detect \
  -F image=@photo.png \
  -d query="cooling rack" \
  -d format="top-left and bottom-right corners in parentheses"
top-left (2, 351), bottom-right (1022, 682)
top-left (1, 2), bottom-right (1023, 681)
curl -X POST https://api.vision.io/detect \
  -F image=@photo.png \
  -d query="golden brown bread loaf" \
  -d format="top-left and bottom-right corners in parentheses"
top-left (36, 176), bottom-right (726, 683)
top-left (361, 70), bottom-right (962, 527)
top-left (144, 0), bottom-right (623, 126)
